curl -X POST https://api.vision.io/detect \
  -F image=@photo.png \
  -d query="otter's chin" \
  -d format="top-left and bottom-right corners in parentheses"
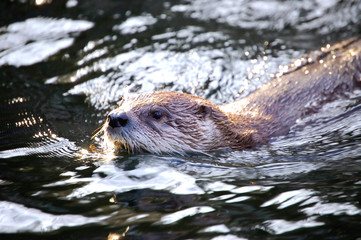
top-left (103, 127), bottom-right (130, 152)
top-left (104, 135), bottom-right (132, 153)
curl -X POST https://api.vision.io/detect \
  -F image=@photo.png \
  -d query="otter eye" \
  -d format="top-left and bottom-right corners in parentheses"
top-left (151, 111), bottom-right (163, 120)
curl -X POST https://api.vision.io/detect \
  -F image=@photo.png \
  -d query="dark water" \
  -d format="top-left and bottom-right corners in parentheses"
top-left (1, 0), bottom-right (361, 239)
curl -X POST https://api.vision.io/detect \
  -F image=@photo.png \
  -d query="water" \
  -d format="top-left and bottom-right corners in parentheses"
top-left (1, 0), bottom-right (361, 239)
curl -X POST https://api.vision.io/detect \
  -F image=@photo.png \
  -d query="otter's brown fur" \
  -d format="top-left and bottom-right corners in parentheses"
top-left (103, 38), bottom-right (361, 154)
top-left (104, 91), bottom-right (254, 154)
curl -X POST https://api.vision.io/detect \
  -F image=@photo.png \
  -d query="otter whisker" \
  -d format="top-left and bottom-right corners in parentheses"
top-left (91, 123), bottom-right (105, 140)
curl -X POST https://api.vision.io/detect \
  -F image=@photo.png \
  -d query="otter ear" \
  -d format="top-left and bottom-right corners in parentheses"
top-left (197, 105), bottom-right (212, 118)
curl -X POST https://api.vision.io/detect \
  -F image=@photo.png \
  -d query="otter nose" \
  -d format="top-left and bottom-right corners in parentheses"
top-left (108, 112), bottom-right (129, 128)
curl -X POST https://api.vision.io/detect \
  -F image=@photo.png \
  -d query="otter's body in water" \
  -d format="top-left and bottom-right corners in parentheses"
top-left (103, 38), bottom-right (361, 154)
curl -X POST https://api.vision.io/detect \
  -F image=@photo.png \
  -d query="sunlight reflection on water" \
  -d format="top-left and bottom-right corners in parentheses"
top-left (1, 0), bottom-right (361, 239)
top-left (0, 201), bottom-right (107, 233)
top-left (0, 17), bottom-right (93, 67)
top-left (47, 161), bottom-right (205, 199)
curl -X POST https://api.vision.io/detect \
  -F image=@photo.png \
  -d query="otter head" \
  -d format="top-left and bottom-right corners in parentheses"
top-left (103, 91), bottom-right (237, 154)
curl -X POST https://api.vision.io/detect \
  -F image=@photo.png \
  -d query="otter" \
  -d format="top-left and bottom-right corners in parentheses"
top-left (101, 38), bottom-right (361, 154)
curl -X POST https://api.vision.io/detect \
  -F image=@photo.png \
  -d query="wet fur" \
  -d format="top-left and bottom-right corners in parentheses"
top-left (103, 38), bottom-right (361, 154)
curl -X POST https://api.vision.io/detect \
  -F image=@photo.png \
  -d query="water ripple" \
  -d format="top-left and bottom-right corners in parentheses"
top-left (0, 136), bottom-right (77, 159)
top-left (46, 161), bottom-right (205, 199)
top-left (0, 201), bottom-right (108, 233)
top-left (0, 17), bottom-right (94, 67)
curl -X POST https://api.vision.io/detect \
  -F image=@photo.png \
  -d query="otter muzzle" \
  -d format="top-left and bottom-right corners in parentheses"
top-left (108, 112), bottom-right (129, 128)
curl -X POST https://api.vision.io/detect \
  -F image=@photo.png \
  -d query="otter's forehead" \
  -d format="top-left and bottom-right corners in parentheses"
top-left (121, 91), bottom-right (204, 111)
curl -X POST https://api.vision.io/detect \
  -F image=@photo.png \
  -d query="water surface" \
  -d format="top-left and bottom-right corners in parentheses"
top-left (1, 0), bottom-right (361, 239)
